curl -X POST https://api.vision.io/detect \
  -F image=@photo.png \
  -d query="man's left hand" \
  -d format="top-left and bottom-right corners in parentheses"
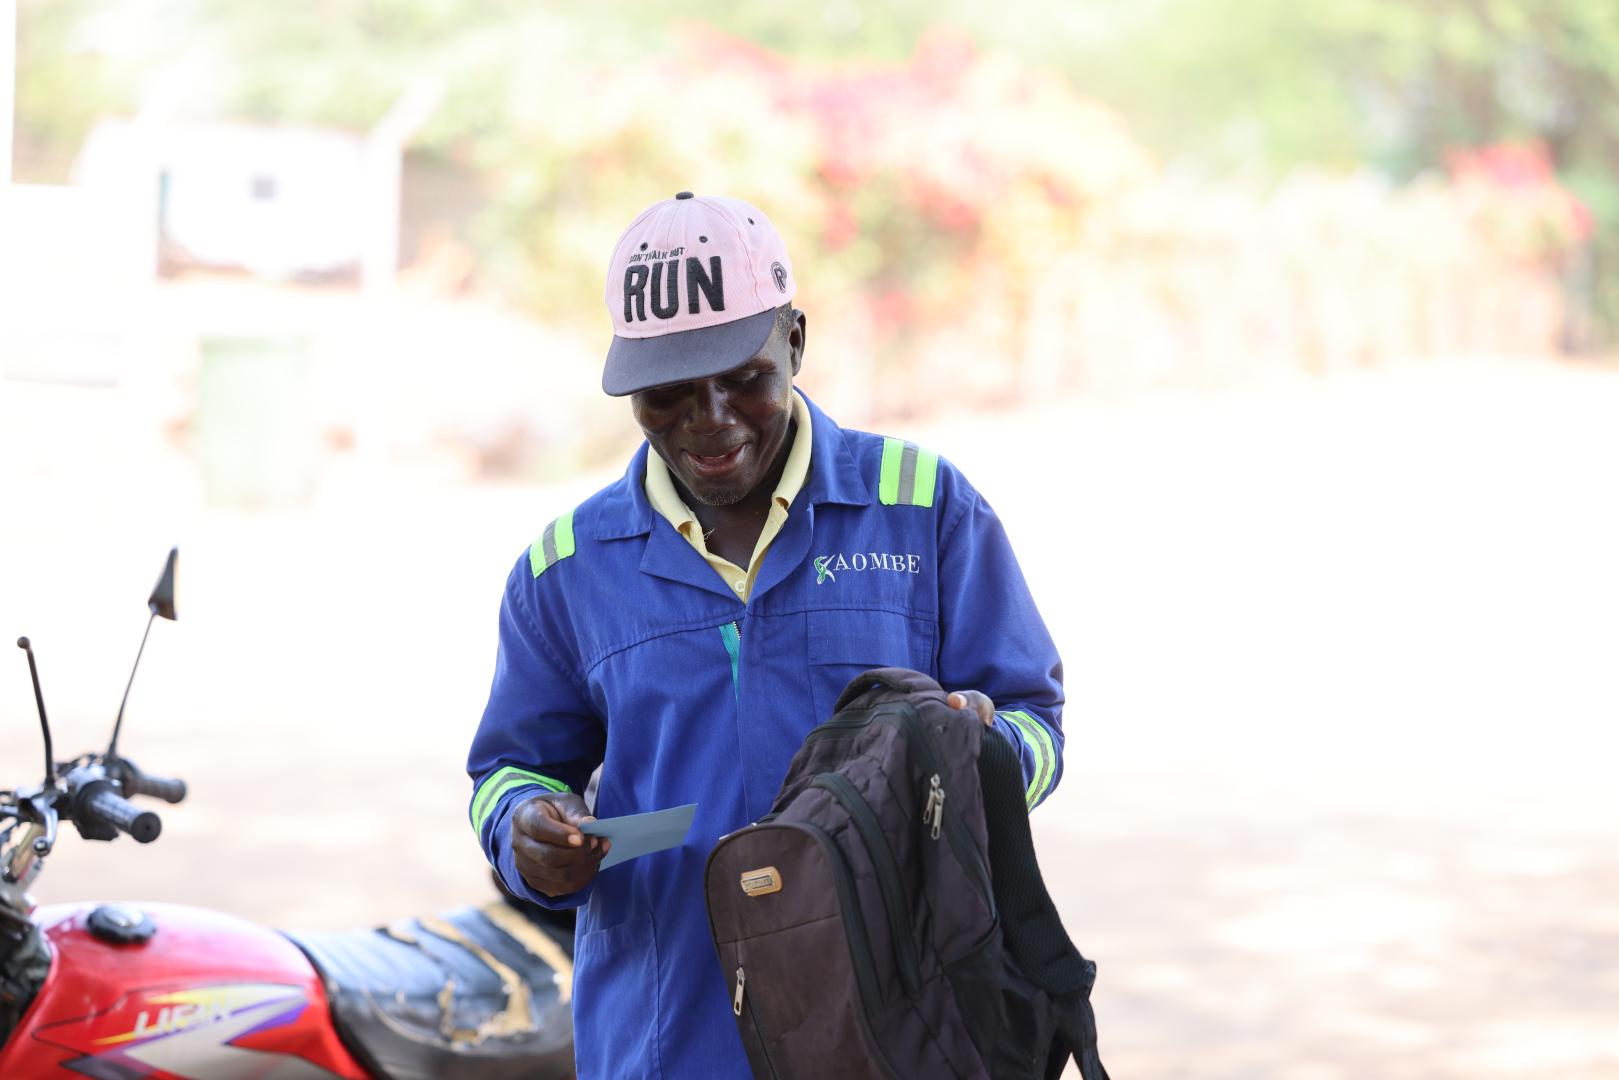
top-left (946, 689), bottom-right (996, 727)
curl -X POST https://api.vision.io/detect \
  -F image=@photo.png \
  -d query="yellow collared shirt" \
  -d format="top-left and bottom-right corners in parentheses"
top-left (644, 389), bottom-right (813, 602)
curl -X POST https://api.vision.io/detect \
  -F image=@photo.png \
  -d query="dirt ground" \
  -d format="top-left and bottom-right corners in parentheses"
top-left (3, 357), bottom-right (1617, 1077)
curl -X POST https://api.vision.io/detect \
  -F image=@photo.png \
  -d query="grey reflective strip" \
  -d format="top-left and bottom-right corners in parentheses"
top-left (897, 442), bottom-right (920, 506)
top-left (470, 766), bottom-right (570, 834)
top-left (541, 518), bottom-right (559, 568)
top-left (999, 711), bottom-right (1057, 808)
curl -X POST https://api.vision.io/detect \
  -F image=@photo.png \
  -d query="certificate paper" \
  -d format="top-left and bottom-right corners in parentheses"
top-left (579, 803), bottom-right (698, 869)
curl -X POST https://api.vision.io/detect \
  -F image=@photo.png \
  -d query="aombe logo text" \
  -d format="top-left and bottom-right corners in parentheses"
top-left (814, 551), bottom-right (922, 584)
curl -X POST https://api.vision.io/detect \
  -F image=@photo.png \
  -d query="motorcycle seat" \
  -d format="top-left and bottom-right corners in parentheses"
top-left (284, 900), bottom-right (574, 1080)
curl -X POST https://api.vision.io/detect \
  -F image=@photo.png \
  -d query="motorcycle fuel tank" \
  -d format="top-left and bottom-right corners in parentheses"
top-left (0, 901), bottom-right (368, 1079)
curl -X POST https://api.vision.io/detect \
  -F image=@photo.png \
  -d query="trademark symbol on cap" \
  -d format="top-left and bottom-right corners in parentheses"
top-left (771, 262), bottom-right (787, 293)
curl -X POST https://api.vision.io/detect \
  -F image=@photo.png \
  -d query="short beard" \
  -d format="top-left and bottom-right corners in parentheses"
top-left (686, 480), bottom-right (747, 507)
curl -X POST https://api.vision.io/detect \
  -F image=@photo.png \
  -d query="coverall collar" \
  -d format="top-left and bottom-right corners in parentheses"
top-left (592, 390), bottom-right (871, 601)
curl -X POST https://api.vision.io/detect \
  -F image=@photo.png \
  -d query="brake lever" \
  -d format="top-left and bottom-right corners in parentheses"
top-left (2, 796), bottom-right (57, 885)
top-left (16, 795), bottom-right (60, 857)
top-left (34, 801), bottom-right (58, 856)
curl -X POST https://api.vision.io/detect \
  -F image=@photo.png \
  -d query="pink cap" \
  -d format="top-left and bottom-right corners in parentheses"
top-left (602, 192), bottom-right (796, 396)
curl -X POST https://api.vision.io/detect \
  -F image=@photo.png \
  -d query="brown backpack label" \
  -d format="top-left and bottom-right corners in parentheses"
top-left (740, 867), bottom-right (782, 897)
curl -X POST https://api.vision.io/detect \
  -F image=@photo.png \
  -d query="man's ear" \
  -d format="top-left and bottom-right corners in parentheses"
top-left (789, 309), bottom-right (807, 377)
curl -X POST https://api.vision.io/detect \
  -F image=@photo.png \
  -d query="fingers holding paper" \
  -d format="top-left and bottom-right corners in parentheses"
top-left (512, 791), bottom-right (611, 897)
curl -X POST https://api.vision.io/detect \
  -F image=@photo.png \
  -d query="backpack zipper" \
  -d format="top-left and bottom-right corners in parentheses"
top-left (800, 701), bottom-right (996, 918)
top-left (732, 956), bottom-right (782, 1079)
top-left (922, 774), bottom-right (945, 840)
top-left (893, 708), bottom-right (994, 916)
top-left (813, 772), bottom-right (923, 996)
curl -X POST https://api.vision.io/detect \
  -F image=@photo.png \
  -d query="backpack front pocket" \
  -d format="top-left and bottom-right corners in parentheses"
top-left (813, 771), bottom-right (923, 996)
top-left (706, 823), bottom-right (896, 1079)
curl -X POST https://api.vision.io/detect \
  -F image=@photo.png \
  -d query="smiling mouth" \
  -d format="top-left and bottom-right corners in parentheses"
top-left (684, 444), bottom-right (747, 476)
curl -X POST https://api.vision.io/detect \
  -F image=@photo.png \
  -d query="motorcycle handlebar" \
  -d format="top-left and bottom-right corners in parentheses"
top-left (123, 771), bottom-right (187, 805)
top-left (82, 786), bottom-right (162, 844)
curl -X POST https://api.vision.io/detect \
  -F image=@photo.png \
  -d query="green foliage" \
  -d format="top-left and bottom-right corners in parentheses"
top-left (14, 0), bottom-right (1619, 338)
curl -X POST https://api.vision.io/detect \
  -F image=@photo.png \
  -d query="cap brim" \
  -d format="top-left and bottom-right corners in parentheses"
top-left (602, 308), bottom-right (778, 397)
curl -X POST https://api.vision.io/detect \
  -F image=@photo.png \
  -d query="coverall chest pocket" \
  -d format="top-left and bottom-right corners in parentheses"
top-left (805, 608), bottom-right (937, 723)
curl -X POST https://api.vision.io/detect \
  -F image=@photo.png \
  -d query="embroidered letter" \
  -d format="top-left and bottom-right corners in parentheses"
top-left (651, 259), bottom-right (680, 319)
top-left (624, 264), bottom-right (650, 322)
top-left (688, 255), bottom-right (725, 314)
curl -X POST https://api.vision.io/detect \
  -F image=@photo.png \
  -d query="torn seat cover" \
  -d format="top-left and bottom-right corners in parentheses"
top-left (284, 900), bottom-right (574, 1080)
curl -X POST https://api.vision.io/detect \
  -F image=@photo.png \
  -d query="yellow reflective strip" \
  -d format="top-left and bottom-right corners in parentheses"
top-left (999, 712), bottom-right (1043, 806)
top-left (1001, 711), bottom-right (1056, 807)
top-left (472, 766), bottom-right (524, 824)
top-left (529, 509), bottom-right (579, 578)
top-left (912, 448), bottom-right (939, 508)
top-left (470, 766), bottom-right (568, 833)
top-left (554, 509), bottom-right (576, 559)
top-left (1011, 710), bottom-right (1057, 805)
top-left (472, 777), bottom-right (542, 833)
top-left (878, 437), bottom-right (904, 505)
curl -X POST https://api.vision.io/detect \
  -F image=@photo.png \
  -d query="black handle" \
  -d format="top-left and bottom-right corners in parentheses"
top-left (831, 667), bottom-right (944, 713)
top-left (123, 771), bottom-right (187, 805)
top-left (82, 786), bottom-right (162, 844)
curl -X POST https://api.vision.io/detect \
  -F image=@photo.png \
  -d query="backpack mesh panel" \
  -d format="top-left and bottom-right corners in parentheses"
top-left (978, 729), bottom-right (1093, 997)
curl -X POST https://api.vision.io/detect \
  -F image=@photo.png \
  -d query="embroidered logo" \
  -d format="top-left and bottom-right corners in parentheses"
top-left (622, 252), bottom-right (725, 324)
top-left (813, 551), bottom-right (922, 584)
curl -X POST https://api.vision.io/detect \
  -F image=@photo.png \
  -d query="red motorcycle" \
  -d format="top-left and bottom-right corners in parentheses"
top-left (0, 550), bottom-right (576, 1079)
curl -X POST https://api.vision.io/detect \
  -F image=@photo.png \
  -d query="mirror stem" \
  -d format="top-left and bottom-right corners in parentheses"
top-left (109, 611), bottom-right (156, 760)
top-left (17, 638), bottom-right (56, 787)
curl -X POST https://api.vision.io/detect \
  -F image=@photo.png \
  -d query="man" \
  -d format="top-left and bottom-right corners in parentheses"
top-left (468, 192), bottom-right (1066, 1077)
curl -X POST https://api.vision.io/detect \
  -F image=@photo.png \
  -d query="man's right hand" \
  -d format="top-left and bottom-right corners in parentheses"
top-left (511, 791), bottom-right (611, 897)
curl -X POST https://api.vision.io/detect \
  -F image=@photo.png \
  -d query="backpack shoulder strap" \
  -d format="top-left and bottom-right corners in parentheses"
top-left (979, 729), bottom-right (1108, 1080)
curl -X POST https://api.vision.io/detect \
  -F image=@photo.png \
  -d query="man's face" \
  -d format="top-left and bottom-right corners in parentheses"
top-left (631, 311), bottom-right (804, 507)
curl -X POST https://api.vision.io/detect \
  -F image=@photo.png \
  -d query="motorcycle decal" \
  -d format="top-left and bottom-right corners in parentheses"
top-left (35, 981), bottom-right (347, 1080)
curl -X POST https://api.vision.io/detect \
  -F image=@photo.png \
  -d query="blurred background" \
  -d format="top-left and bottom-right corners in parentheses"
top-left (3, 2), bottom-right (1618, 1076)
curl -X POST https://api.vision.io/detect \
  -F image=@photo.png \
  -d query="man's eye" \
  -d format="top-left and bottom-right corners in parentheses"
top-left (726, 371), bottom-right (762, 387)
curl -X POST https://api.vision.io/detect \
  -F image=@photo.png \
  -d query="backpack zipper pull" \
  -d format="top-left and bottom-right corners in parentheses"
top-left (734, 965), bottom-right (746, 1016)
top-left (923, 774), bottom-right (944, 840)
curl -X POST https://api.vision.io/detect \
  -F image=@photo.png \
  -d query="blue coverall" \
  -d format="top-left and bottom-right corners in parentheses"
top-left (468, 394), bottom-right (1065, 1078)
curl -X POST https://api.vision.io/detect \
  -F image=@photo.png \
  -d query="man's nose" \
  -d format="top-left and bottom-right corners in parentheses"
top-left (687, 380), bottom-right (735, 431)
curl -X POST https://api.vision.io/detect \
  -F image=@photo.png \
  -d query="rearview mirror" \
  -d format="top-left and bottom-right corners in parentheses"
top-left (149, 548), bottom-right (177, 622)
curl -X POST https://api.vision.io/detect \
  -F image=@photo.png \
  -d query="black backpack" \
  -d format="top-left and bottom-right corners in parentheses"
top-left (705, 668), bottom-right (1108, 1079)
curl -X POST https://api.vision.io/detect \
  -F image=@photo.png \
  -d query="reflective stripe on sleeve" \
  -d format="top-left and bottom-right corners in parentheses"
top-left (470, 766), bottom-right (570, 835)
top-left (878, 438), bottom-right (939, 508)
top-left (998, 710), bottom-right (1057, 808)
top-left (529, 509), bottom-right (577, 578)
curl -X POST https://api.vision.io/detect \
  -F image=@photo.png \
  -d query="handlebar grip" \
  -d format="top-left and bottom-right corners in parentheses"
top-left (124, 772), bottom-right (187, 805)
top-left (82, 786), bottom-right (162, 844)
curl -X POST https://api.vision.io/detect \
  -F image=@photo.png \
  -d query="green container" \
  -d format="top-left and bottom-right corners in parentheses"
top-left (194, 337), bottom-right (316, 508)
